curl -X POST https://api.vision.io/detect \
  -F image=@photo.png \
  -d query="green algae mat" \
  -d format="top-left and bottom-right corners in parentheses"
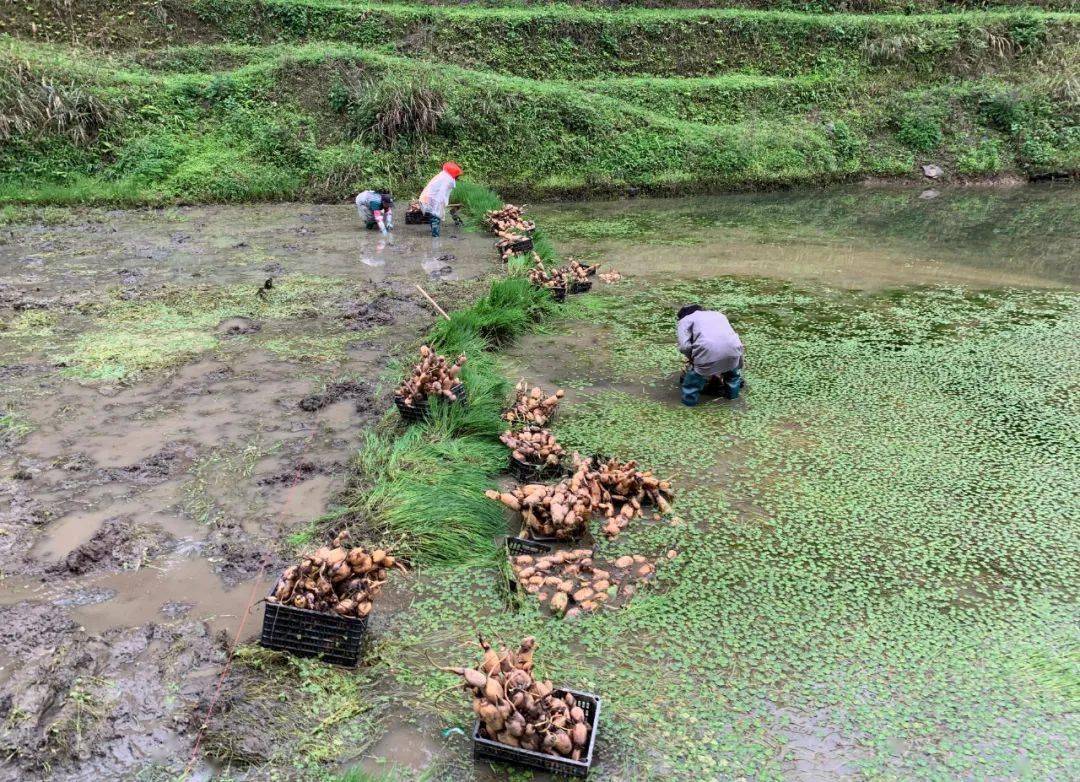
top-left (378, 278), bottom-right (1078, 779)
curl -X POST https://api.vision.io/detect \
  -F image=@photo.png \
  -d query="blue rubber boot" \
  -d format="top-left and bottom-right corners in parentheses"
top-left (430, 215), bottom-right (442, 238)
top-left (681, 369), bottom-right (708, 406)
top-left (721, 369), bottom-right (743, 399)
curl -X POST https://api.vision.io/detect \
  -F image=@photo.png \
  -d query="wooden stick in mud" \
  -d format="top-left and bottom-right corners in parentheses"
top-left (415, 284), bottom-right (451, 321)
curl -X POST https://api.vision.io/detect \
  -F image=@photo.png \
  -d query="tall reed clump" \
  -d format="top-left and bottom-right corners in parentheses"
top-left (0, 59), bottom-right (115, 145)
top-left (346, 183), bottom-right (558, 566)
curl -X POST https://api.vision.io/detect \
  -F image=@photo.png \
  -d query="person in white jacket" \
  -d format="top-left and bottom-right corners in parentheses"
top-left (418, 162), bottom-right (461, 237)
top-left (677, 304), bottom-right (745, 405)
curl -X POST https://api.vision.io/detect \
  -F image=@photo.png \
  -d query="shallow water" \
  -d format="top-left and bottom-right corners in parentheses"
top-left (536, 183), bottom-right (1079, 290)
top-left (1, 202), bottom-right (492, 297)
top-left (495, 185), bottom-right (1080, 780)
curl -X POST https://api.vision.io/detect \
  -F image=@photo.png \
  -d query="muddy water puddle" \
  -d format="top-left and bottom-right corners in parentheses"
top-left (0, 203), bottom-right (495, 778)
top-left (1, 202), bottom-right (494, 298)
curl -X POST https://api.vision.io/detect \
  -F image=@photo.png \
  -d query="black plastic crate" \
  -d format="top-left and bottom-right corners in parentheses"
top-left (499, 237), bottom-right (533, 258)
top-left (504, 536), bottom-right (553, 593)
top-left (506, 536), bottom-right (553, 558)
top-left (472, 688), bottom-right (600, 777)
top-left (569, 280), bottom-right (593, 295)
top-left (508, 453), bottom-right (565, 482)
top-left (394, 383), bottom-right (467, 424)
top-left (260, 593), bottom-right (368, 667)
top-left (405, 207), bottom-right (431, 224)
top-left (547, 285), bottom-right (567, 303)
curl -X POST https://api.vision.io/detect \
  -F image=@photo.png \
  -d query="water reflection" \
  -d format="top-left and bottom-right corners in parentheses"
top-left (537, 184), bottom-right (1079, 289)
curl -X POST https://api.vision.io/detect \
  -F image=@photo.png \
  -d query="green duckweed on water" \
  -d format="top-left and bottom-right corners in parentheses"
top-left (373, 278), bottom-right (1078, 780)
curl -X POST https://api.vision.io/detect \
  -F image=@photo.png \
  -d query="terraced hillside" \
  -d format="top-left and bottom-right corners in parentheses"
top-left (1, 0), bottom-right (1077, 203)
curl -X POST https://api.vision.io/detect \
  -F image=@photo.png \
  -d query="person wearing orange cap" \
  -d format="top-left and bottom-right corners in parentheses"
top-left (418, 162), bottom-right (461, 237)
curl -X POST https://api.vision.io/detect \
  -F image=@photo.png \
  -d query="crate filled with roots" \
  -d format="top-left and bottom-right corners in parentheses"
top-left (527, 259), bottom-right (597, 299)
top-left (394, 345), bottom-right (467, 423)
top-left (525, 261), bottom-right (568, 302)
top-left (486, 457), bottom-right (596, 542)
top-left (261, 531), bottom-right (401, 666)
top-left (503, 536), bottom-right (553, 593)
top-left (502, 426), bottom-right (566, 482)
top-left (404, 201), bottom-right (432, 224)
top-left (440, 636), bottom-right (599, 777)
top-left (503, 380), bottom-right (563, 428)
top-left (567, 259), bottom-right (598, 294)
top-left (487, 454), bottom-right (675, 542)
top-left (497, 235), bottom-right (534, 261)
top-left (485, 203), bottom-right (536, 235)
top-left (487, 204), bottom-right (536, 261)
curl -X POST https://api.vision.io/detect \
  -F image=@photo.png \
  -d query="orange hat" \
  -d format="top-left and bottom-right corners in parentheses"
top-left (443, 161), bottom-right (462, 178)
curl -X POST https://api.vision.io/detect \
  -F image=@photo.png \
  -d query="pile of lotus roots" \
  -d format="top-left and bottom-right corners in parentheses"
top-left (395, 345), bottom-right (466, 406)
top-left (511, 548), bottom-right (666, 617)
top-left (486, 457), bottom-right (593, 540)
top-left (527, 259), bottom-right (597, 292)
top-left (567, 259), bottom-right (599, 281)
top-left (447, 636), bottom-right (591, 759)
top-left (592, 456), bottom-right (673, 537)
top-left (525, 260), bottom-right (566, 292)
top-left (501, 426), bottom-right (565, 466)
top-left (485, 204), bottom-right (535, 234)
top-left (487, 455), bottom-right (674, 540)
top-left (503, 380), bottom-right (563, 427)
top-left (267, 531), bottom-right (398, 618)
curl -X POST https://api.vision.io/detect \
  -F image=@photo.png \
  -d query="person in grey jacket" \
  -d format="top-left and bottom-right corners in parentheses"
top-left (677, 304), bottom-right (744, 405)
top-left (355, 190), bottom-right (394, 235)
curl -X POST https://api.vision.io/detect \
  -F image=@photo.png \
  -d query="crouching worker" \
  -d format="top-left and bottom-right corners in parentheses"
top-left (419, 162), bottom-right (461, 237)
top-left (356, 190), bottom-right (394, 235)
top-left (677, 304), bottom-right (744, 406)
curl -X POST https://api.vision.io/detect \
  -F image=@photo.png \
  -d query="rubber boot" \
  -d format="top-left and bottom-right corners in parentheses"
top-left (681, 369), bottom-right (708, 406)
top-left (721, 369), bottom-right (743, 399)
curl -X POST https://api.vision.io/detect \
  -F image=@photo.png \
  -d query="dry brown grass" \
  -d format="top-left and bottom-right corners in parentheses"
top-left (0, 59), bottom-right (115, 145)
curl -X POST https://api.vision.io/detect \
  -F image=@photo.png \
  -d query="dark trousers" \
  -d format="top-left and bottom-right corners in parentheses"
top-left (430, 215), bottom-right (442, 237)
top-left (681, 368), bottom-right (743, 406)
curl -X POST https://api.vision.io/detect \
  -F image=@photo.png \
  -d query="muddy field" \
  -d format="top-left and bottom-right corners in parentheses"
top-left (0, 205), bottom-right (494, 779)
top-left (0, 186), bottom-right (1077, 781)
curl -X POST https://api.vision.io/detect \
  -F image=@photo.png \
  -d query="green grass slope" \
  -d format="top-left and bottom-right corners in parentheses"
top-left (1, 1), bottom-right (1077, 204)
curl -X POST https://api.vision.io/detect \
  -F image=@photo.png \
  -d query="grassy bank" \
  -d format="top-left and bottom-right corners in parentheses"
top-left (2, 32), bottom-right (1077, 205)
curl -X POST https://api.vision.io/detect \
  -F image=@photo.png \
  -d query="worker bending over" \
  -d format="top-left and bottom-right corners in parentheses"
top-left (356, 190), bottom-right (394, 235)
top-left (419, 162), bottom-right (461, 237)
top-left (677, 304), bottom-right (745, 405)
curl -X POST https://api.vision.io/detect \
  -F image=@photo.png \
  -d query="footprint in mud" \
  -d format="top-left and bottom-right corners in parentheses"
top-left (58, 516), bottom-right (173, 575)
top-left (105, 443), bottom-right (197, 485)
top-left (340, 298), bottom-right (396, 329)
top-left (256, 459), bottom-right (329, 485)
top-left (160, 601), bottom-right (194, 618)
top-left (297, 380), bottom-right (375, 413)
top-left (215, 316), bottom-right (261, 336)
